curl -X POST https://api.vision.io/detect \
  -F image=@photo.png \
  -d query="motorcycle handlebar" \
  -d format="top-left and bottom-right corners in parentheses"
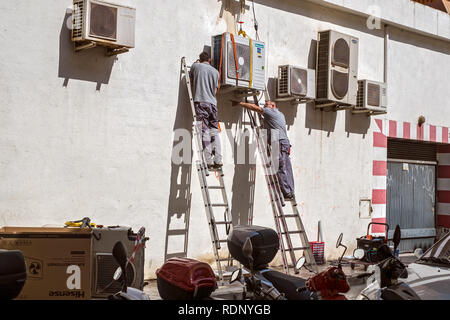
top-left (296, 286), bottom-right (308, 293)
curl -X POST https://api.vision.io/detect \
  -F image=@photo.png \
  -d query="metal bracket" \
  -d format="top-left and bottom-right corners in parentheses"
top-left (106, 47), bottom-right (130, 56)
top-left (352, 108), bottom-right (388, 116)
top-left (74, 41), bottom-right (97, 52)
top-left (274, 96), bottom-right (314, 105)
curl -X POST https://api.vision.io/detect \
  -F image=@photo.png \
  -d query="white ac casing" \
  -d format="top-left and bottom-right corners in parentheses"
top-left (212, 33), bottom-right (266, 91)
top-left (72, 0), bottom-right (136, 48)
top-left (277, 65), bottom-right (316, 100)
top-left (356, 80), bottom-right (387, 112)
top-left (316, 30), bottom-right (359, 106)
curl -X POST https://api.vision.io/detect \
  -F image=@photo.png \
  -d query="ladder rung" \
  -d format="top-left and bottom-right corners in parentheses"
top-left (288, 247), bottom-right (309, 251)
top-left (281, 231), bottom-right (304, 235)
top-left (215, 221), bottom-right (232, 225)
top-left (165, 253), bottom-right (186, 259)
top-left (218, 257), bottom-right (234, 262)
top-left (208, 186), bottom-right (225, 190)
top-left (212, 204), bottom-right (228, 207)
top-left (167, 229), bottom-right (188, 236)
top-left (277, 214), bottom-right (297, 218)
top-left (217, 239), bottom-right (228, 243)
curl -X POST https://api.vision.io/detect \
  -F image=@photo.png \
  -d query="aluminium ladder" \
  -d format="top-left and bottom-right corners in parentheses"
top-left (244, 91), bottom-right (319, 274)
top-left (176, 57), bottom-right (235, 284)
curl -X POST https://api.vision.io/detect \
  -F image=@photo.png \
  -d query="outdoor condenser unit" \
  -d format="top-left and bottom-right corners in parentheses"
top-left (316, 30), bottom-right (359, 107)
top-left (277, 65), bottom-right (316, 101)
top-left (212, 32), bottom-right (266, 91)
top-left (354, 80), bottom-right (387, 114)
top-left (72, 0), bottom-right (136, 53)
top-left (91, 226), bottom-right (146, 298)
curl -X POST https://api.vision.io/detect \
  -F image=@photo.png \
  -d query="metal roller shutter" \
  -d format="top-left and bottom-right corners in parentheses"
top-left (388, 139), bottom-right (437, 162)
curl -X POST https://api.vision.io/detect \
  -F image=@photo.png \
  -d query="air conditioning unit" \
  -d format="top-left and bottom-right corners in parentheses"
top-left (72, 0), bottom-right (135, 54)
top-left (316, 30), bottom-right (359, 108)
top-left (354, 80), bottom-right (387, 114)
top-left (277, 65), bottom-right (316, 101)
top-left (212, 32), bottom-right (266, 91)
top-left (91, 226), bottom-right (147, 298)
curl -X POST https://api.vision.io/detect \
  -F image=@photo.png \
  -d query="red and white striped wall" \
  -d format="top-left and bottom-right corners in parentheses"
top-left (371, 119), bottom-right (450, 235)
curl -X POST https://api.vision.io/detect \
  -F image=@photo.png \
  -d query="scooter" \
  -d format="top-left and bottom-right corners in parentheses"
top-left (228, 226), bottom-right (351, 300)
top-left (355, 225), bottom-right (421, 300)
top-left (229, 236), bottom-right (312, 300)
top-left (107, 241), bottom-right (150, 300)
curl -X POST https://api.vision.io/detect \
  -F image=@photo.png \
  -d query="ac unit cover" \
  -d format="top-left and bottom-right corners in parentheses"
top-left (332, 38), bottom-right (350, 68)
top-left (367, 83), bottom-right (381, 107)
top-left (227, 42), bottom-right (251, 81)
top-left (90, 3), bottom-right (118, 40)
top-left (331, 70), bottom-right (349, 100)
top-left (291, 67), bottom-right (308, 96)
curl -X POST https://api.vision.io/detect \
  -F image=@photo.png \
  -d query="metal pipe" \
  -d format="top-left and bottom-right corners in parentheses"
top-left (384, 24), bottom-right (389, 84)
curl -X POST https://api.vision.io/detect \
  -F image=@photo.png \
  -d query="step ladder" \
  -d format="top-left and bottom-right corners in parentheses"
top-left (179, 57), bottom-right (236, 284)
top-left (245, 91), bottom-right (318, 274)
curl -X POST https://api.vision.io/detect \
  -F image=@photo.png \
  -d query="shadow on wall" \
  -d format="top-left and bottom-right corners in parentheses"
top-left (164, 72), bottom-right (194, 261)
top-left (58, 10), bottom-right (115, 91)
top-left (218, 91), bottom-right (256, 226)
top-left (345, 110), bottom-right (370, 137)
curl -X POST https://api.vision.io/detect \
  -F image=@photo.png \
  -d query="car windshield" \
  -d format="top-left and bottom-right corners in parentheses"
top-left (418, 233), bottom-right (450, 266)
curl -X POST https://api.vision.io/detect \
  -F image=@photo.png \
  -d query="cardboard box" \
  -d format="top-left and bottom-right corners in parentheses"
top-left (0, 227), bottom-right (92, 300)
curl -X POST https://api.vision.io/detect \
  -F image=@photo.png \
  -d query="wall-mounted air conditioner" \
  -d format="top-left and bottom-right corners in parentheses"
top-left (277, 65), bottom-right (316, 102)
top-left (212, 32), bottom-right (266, 92)
top-left (353, 80), bottom-right (387, 115)
top-left (72, 0), bottom-right (136, 55)
top-left (316, 30), bottom-right (359, 109)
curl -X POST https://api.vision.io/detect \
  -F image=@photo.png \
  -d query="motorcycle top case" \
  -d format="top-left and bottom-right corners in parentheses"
top-left (0, 250), bottom-right (27, 300)
top-left (156, 258), bottom-right (217, 300)
top-left (227, 225), bottom-right (279, 270)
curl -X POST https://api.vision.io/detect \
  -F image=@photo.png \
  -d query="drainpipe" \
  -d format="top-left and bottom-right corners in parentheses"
top-left (384, 24), bottom-right (389, 84)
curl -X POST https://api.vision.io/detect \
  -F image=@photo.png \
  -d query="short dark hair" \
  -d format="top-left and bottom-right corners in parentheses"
top-left (199, 52), bottom-right (210, 62)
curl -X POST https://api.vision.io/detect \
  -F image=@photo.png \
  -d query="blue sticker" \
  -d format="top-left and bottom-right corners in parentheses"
top-left (257, 48), bottom-right (262, 54)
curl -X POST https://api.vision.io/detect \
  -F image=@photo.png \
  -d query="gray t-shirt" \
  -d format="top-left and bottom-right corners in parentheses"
top-left (190, 62), bottom-right (219, 106)
top-left (262, 107), bottom-right (289, 141)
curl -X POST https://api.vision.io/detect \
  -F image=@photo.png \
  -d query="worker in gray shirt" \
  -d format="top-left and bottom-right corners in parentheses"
top-left (233, 100), bottom-right (295, 201)
top-left (190, 52), bottom-right (222, 169)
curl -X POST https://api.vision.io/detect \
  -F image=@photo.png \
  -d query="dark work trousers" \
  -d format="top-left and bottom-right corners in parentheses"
top-left (277, 139), bottom-right (295, 197)
top-left (194, 102), bottom-right (222, 165)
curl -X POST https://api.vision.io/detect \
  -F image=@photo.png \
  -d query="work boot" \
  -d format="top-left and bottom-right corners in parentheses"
top-left (283, 193), bottom-right (295, 201)
top-left (207, 163), bottom-right (215, 170)
top-left (214, 161), bottom-right (223, 169)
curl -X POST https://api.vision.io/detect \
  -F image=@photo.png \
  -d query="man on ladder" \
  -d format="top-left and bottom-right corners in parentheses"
top-left (233, 100), bottom-right (295, 201)
top-left (190, 52), bottom-right (223, 170)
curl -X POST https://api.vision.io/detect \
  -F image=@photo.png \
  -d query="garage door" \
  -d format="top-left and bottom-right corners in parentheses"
top-left (387, 139), bottom-right (437, 252)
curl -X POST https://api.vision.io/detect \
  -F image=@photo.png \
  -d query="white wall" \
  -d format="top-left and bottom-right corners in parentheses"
top-left (0, 0), bottom-right (449, 278)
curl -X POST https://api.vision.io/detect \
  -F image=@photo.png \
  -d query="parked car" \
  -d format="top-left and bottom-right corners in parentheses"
top-left (358, 232), bottom-right (450, 300)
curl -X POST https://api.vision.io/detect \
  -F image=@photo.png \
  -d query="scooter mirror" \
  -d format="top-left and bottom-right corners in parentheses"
top-left (295, 256), bottom-right (306, 270)
top-left (113, 267), bottom-right (122, 281)
top-left (230, 269), bottom-right (242, 284)
top-left (354, 249), bottom-right (365, 260)
top-left (393, 225), bottom-right (401, 253)
top-left (336, 233), bottom-right (343, 249)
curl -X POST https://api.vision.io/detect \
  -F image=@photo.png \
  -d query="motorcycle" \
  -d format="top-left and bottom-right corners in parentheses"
top-left (296, 232), bottom-right (351, 300)
top-left (107, 241), bottom-right (150, 300)
top-left (356, 225), bottom-right (421, 300)
top-left (228, 225), bottom-right (351, 300)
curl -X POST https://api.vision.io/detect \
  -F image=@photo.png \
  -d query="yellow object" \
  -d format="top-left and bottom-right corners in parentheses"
top-left (64, 221), bottom-right (97, 228)
top-left (238, 29), bottom-right (247, 38)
